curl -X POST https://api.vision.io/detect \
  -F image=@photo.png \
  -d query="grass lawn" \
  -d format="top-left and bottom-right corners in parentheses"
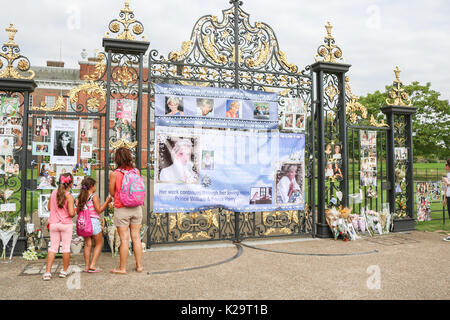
top-left (9, 163), bottom-right (449, 235)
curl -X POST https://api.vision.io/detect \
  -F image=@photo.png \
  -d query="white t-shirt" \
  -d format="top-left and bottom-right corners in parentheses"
top-left (446, 172), bottom-right (450, 197)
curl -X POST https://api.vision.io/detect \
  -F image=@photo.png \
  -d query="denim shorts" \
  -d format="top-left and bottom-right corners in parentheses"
top-left (91, 217), bottom-right (102, 236)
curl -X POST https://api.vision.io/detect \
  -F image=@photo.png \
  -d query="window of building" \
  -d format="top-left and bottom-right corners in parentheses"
top-left (45, 96), bottom-right (56, 108)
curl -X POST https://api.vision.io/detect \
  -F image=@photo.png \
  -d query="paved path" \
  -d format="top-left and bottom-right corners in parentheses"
top-left (0, 231), bottom-right (448, 300)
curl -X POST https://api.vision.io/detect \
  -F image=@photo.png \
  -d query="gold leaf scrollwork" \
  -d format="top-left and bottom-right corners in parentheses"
top-left (314, 22), bottom-right (345, 64)
top-left (325, 83), bottom-right (339, 103)
top-left (69, 80), bottom-right (106, 111)
top-left (84, 53), bottom-right (106, 81)
top-left (369, 115), bottom-right (389, 128)
top-left (105, 1), bottom-right (147, 42)
top-left (203, 32), bottom-right (228, 65)
top-left (109, 138), bottom-right (138, 150)
top-left (169, 40), bottom-right (193, 62)
top-left (32, 96), bottom-right (66, 112)
top-left (278, 50), bottom-right (298, 73)
top-left (112, 65), bottom-right (137, 88)
top-left (247, 41), bottom-right (270, 68)
top-left (0, 24), bottom-right (35, 80)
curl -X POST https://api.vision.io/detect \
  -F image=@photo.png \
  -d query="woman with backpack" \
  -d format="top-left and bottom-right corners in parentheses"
top-left (109, 147), bottom-right (145, 274)
top-left (77, 177), bottom-right (112, 273)
top-left (43, 173), bottom-right (76, 281)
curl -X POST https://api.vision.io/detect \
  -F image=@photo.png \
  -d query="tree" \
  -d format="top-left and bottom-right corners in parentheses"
top-left (359, 82), bottom-right (450, 159)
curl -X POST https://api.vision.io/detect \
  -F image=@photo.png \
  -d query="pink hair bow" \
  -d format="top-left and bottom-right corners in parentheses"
top-left (60, 176), bottom-right (71, 184)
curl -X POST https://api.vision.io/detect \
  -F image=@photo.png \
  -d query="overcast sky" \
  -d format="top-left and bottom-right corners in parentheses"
top-left (1, 0), bottom-right (449, 100)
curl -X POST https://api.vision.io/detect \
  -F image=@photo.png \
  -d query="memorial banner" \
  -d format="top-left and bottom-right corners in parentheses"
top-left (154, 84), bottom-right (279, 130)
top-left (154, 127), bottom-right (305, 213)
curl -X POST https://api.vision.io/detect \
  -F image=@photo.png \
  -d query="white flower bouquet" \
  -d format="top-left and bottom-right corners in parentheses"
top-left (364, 208), bottom-right (383, 236)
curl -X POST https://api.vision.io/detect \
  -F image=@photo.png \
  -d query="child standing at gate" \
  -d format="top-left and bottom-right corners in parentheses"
top-left (77, 177), bottom-right (112, 273)
top-left (43, 173), bottom-right (76, 281)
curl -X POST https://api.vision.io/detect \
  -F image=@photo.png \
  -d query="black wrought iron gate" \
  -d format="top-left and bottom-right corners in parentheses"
top-left (146, 1), bottom-right (314, 245)
top-left (0, 1), bottom-right (419, 255)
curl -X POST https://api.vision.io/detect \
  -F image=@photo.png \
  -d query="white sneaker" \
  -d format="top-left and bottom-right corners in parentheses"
top-left (443, 236), bottom-right (450, 242)
top-left (42, 272), bottom-right (52, 281)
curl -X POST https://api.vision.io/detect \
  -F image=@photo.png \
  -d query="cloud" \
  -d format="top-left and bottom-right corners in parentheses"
top-left (0, 0), bottom-right (448, 99)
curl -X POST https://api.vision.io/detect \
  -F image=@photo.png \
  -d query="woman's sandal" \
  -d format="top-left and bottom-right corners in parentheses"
top-left (59, 270), bottom-right (69, 278)
top-left (42, 272), bottom-right (52, 281)
top-left (88, 267), bottom-right (102, 273)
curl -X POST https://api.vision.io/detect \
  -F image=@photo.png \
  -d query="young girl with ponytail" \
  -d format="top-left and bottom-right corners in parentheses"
top-left (77, 177), bottom-right (112, 272)
top-left (43, 173), bottom-right (75, 281)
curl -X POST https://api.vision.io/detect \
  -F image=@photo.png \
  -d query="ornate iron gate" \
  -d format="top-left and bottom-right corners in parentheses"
top-left (146, 1), bottom-right (314, 245)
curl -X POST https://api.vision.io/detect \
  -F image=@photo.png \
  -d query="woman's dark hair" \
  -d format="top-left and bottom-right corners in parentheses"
top-left (77, 177), bottom-right (96, 214)
top-left (57, 173), bottom-right (73, 208)
top-left (446, 159), bottom-right (450, 167)
top-left (114, 147), bottom-right (134, 169)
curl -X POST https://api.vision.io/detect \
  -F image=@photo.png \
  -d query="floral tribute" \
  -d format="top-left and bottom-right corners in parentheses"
top-left (326, 205), bottom-right (393, 241)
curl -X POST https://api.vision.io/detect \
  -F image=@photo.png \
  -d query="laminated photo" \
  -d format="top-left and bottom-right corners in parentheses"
top-left (0, 96), bottom-right (19, 118)
top-left (157, 135), bottom-right (199, 184)
top-left (32, 142), bottom-right (51, 156)
top-left (38, 194), bottom-right (51, 218)
top-left (80, 119), bottom-right (93, 139)
top-left (72, 176), bottom-right (84, 189)
top-left (37, 176), bottom-right (57, 190)
top-left (50, 119), bottom-right (78, 164)
top-left (80, 143), bottom-right (93, 159)
top-left (39, 163), bottom-right (56, 177)
top-left (275, 163), bottom-right (304, 206)
top-left (0, 136), bottom-right (14, 156)
top-left (196, 98), bottom-right (214, 117)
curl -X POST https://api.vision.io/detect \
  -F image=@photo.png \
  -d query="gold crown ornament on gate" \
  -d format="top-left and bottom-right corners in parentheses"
top-left (0, 23), bottom-right (35, 80)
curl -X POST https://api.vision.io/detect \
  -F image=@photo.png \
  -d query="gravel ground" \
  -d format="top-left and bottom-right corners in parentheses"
top-left (0, 230), bottom-right (448, 300)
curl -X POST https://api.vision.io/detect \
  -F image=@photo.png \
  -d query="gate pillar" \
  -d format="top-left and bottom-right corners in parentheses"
top-left (102, 1), bottom-right (149, 198)
top-left (381, 67), bottom-right (417, 232)
top-left (310, 23), bottom-right (351, 238)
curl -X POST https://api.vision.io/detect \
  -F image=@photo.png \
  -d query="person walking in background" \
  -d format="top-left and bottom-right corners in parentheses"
top-left (109, 147), bottom-right (144, 274)
top-left (443, 159), bottom-right (450, 242)
top-left (43, 173), bottom-right (75, 281)
top-left (77, 177), bottom-right (112, 273)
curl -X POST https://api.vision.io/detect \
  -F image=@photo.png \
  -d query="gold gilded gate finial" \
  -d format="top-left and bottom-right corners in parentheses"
top-left (0, 24), bottom-right (35, 80)
top-left (105, 0), bottom-right (148, 41)
top-left (386, 66), bottom-right (412, 107)
top-left (314, 22), bottom-right (344, 64)
top-left (5, 23), bottom-right (18, 47)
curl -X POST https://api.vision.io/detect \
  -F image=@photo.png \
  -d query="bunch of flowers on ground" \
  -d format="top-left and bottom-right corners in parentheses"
top-left (325, 206), bottom-right (359, 241)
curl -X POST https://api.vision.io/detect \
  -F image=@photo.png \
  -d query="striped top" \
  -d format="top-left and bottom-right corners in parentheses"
top-left (86, 194), bottom-right (100, 219)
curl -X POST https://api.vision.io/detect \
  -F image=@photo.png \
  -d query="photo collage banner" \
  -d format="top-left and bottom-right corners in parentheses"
top-left (359, 130), bottom-right (377, 188)
top-left (416, 181), bottom-right (442, 222)
top-left (154, 127), bottom-right (305, 213)
top-left (153, 84), bottom-right (306, 213)
top-left (154, 84), bottom-right (279, 130)
top-left (282, 98), bottom-right (306, 133)
top-left (0, 96), bottom-right (22, 177)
